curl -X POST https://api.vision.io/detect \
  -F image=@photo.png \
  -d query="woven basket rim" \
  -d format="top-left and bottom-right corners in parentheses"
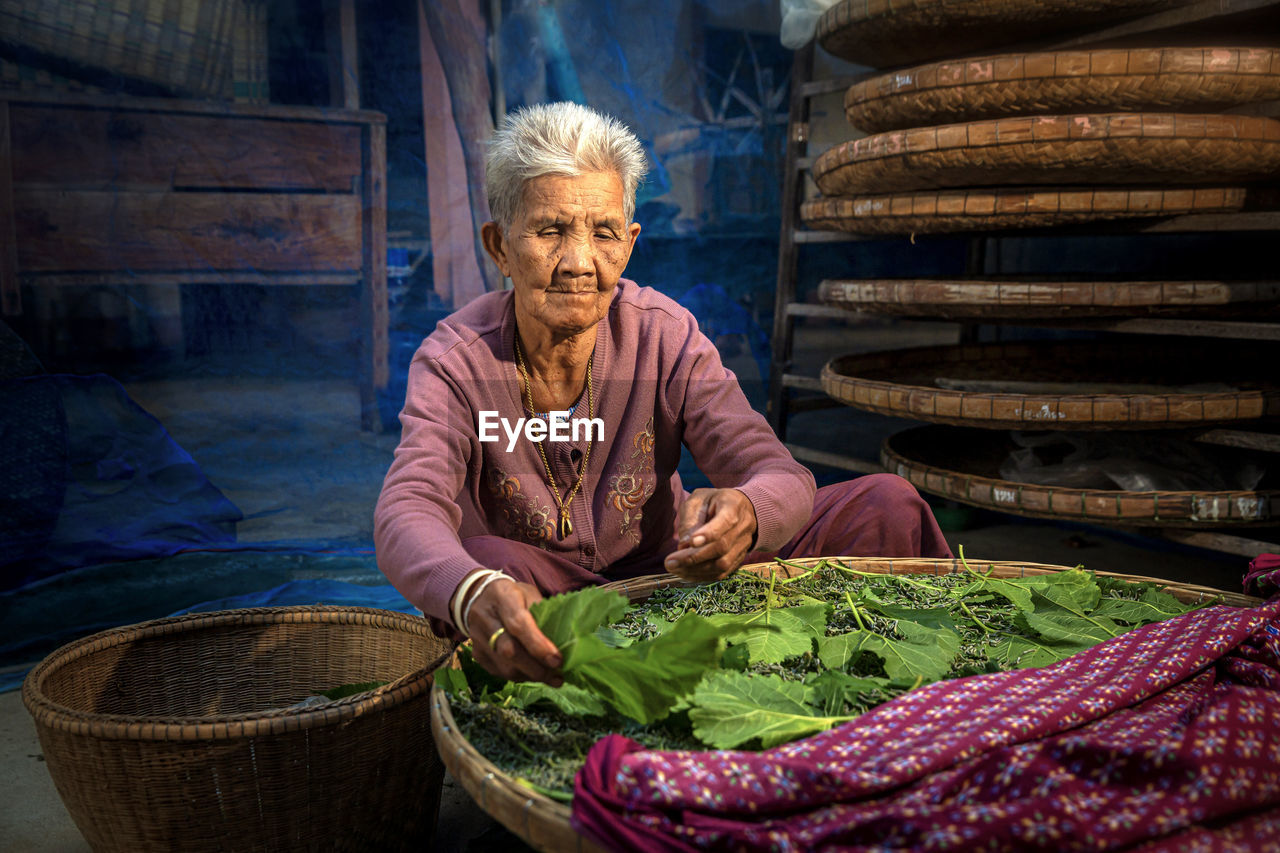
top-left (821, 340), bottom-right (1278, 429)
top-left (817, 278), bottom-right (1280, 314)
top-left (882, 426), bottom-right (1279, 526)
top-left (812, 113), bottom-right (1280, 197)
top-left (815, 0), bottom-right (1196, 68)
top-left (22, 605), bottom-right (447, 740)
top-left (431, 555), bottom-right (1260, 849)
top-left (848, 45), bottom-right (1280, 97)
top-left (844, 46), bottom-right (1280, 132)
top-left (799, 186), bottom-right (1249, 235)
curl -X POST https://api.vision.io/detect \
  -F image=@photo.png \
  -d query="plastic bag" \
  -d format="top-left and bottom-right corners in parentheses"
top-left (780, 0), bottom-right (839, 48)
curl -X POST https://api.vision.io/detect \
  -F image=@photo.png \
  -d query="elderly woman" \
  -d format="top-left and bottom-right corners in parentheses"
top-left (375, 102), bottom-right (950, 686)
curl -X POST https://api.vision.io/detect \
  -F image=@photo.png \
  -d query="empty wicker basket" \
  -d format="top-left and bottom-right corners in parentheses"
top-left (22, 605), bottom-right (453, 853)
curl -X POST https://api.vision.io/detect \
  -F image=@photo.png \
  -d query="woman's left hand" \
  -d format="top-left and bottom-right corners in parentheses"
top-left (665, 488), bottom-right (758, 582)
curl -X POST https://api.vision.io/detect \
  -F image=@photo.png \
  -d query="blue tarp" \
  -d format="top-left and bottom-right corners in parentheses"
top-left (2, 374), bottom-right (241, 593)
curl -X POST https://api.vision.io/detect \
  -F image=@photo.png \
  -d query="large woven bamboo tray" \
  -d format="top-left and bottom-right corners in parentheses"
top-left (883, 425), bottom-right (1279, 526)
top-left (813, 114), bottom-right (1280, 196)
top-left (0, 0), bottom-right (241, 99)
top-left (430, 557), bottom-right (1258, 852)
top-left (799, 186), bottom-right (1248, 235)
top-left (821, 340), bottom-right (1280, 429)
top-left (817, 278), bottom-right (1280, 319)
top-left (846, 47), bottom-right (1280, 134)
top-left (22, 606), bottom-right (453, 853)
top-left (816, 0), bottom-right (1196, 69)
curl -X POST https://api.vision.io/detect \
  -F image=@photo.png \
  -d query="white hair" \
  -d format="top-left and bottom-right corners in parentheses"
top-left (485, 102), bottom-right (649, 229)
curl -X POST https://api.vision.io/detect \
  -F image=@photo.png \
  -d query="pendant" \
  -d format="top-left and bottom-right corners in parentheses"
top-left (558, 514), bottom-right (573, 540)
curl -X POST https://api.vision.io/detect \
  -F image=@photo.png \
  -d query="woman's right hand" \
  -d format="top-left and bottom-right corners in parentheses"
top-left (465, 577), bottom-right (564, 686)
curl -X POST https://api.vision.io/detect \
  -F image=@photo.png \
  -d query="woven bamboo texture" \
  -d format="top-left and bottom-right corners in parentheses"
top-left (882, 425), bottom-right (1280, 526)
top-left (816, 0), bottom-right (1196, 68)
top-left (430, 556), bottom-right (1257, 851)
top-left (813, 114), bottom-right (1280, 196)
top-left (0, 54), bottom-right (105, 94)
top-left (821, 340), bottom-right (1280, 429)
top-left (22, 606), bottom-right (453, 853)
top-left (799, 186), bottom-right (1248, 235)
top-left (817, 278), bottom-right (1280, 319)
top-left (432, 687), bottom-right (609, 853)
top-left (846, 48), bottom-right (1280, 133)
top-left (0, 0), bottom-right (241, 99)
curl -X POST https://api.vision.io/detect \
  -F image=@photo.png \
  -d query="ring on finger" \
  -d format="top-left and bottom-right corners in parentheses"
top-left (487, 626), bottom-right (506, 650)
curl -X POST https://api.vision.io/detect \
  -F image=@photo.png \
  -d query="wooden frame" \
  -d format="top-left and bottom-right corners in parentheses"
top-left (1, 91), bottom-right (389, 430)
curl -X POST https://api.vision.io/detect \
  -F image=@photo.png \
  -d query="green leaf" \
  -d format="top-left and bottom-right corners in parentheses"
top-left (453, 645), bottom-right (506, 697)
top-left (721, 644), bottom-right (751, 672)
top-left (1092, 598), bottom-right (1172, 625)
top-left (1143, 586), bottom-right (1200, 612)
top-left (433, 666), bottom-right (471, 699)
top-left (1093, 588), bottom-right (1198, 625)
top-left (531, 586), bottom-right (631, 654)
top-left (989, 634), bottom-right (1090, 669)
top-left (593, 626), bottom-right (634, 648)
top-left (501, 681), bottom-right (608, 717)
top-left (645, 612), bottom-right (675, 633)
top-left (1023, 610), bottom-right (1121, 645)
top-left (817, 625), bottom-right (959, 684)
top-left (955, 577), bottom-right (1033, 612)
top-left (688, 671), bottom-right (856, 748)
top-left (708, 603), bottom-right (827, 664)
top-left (1022, 570), bottom-right (1101, 616)
top-left (859, 590), bottom-right (957, 631)
top-left (555, 611), bottom-right (724, 724)
top-left (803, 670), bottom-right (888, 716)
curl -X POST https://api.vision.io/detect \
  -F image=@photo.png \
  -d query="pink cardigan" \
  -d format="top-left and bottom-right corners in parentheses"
top-left (374, 279), bottom-right (816, 625)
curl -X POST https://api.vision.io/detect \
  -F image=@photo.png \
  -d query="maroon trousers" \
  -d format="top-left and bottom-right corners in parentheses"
top-left (434, 474), bottom-right (951, 638)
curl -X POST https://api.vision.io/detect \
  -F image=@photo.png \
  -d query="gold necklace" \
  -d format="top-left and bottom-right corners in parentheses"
top-left (514, 331), bottom-right (594, 540)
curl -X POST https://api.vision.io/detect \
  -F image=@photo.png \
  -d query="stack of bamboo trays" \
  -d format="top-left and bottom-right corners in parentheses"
top-left (803, 0), bottom-right (1280, 532)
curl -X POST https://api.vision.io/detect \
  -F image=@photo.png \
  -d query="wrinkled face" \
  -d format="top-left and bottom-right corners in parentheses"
top-left (483, 171), bottom-right (640, 340)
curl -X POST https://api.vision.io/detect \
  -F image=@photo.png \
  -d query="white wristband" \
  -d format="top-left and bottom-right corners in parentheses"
top-left (460, 571), bottom-right (510, 637)
top-left (449, 568), bottom-right (498, 634)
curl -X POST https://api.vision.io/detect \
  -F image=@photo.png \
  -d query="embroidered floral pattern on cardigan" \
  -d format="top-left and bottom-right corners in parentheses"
top-left (606, 416), bottom-right (656, 544)
top-left (485, 467), bottom-right (554, 547)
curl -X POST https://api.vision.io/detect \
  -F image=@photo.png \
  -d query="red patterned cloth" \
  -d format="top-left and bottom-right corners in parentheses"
top-left (1245, 553), bottom-right (1280, 599)
top-left (572, 598), bottom-right (1280, 852)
